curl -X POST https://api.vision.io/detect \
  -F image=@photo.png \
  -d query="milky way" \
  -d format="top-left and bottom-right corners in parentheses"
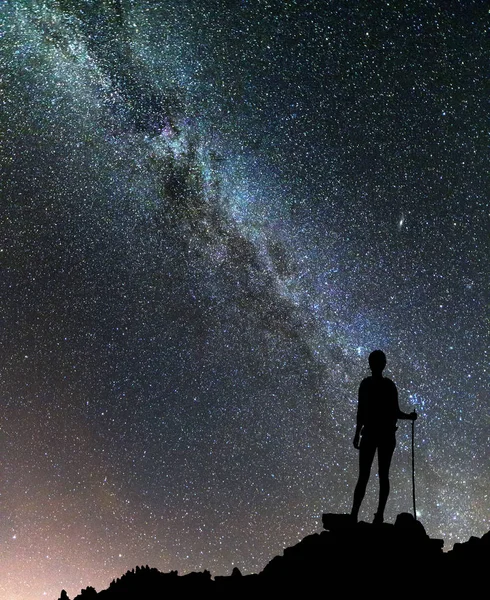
top-left (1, 2), bottom-right (488, 598)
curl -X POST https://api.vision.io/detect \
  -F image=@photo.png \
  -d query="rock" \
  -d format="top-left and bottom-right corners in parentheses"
top-left (322, 512), bottom-right (355, 531)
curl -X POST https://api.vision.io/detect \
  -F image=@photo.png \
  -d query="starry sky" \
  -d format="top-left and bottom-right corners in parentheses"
top-left (0, 1), bottom-right (488, 598)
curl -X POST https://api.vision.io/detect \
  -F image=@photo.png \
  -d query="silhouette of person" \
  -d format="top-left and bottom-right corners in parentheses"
top-left (351, 350), bottom-right (417, 524)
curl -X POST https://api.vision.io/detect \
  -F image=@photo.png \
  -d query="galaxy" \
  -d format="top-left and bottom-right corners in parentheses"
top-left (0, 1), bottom-right (488, 598)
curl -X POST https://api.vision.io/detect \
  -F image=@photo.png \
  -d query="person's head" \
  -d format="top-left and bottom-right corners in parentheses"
top-left (368, 350), bottom-right (386, 374)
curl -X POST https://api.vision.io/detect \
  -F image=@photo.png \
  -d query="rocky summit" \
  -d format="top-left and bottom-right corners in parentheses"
top-left (61, 514), bottom-right (489, 599)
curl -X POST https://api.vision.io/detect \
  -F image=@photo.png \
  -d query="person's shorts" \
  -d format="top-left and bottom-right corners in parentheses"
top-left (360, 432), bottom-right (396, 453)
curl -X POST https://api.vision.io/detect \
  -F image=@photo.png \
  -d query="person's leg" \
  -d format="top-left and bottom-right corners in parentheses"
top-left (351, 437), bottom-right (377, 522)
top-left (375, 436), bottom-right (396, 522)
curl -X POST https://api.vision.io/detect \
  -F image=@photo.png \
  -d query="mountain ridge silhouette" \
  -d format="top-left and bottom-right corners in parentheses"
top-left (60, 513), bottom-right (490, 599)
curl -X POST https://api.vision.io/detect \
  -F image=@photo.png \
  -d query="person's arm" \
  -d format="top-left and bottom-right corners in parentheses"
top-left (393, 383), bottom-right (417, 420)
top-left (353, 381), bottom-right (366, 449)
top-left (398, 410), bottom-right (417, 421)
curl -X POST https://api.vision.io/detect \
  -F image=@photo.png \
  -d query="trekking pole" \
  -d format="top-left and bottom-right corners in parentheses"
top-left (411, 418), bottom-right (416, 520)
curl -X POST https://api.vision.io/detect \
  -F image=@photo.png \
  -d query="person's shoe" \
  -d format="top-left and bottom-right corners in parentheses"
top-left (373, 512), bottom-right (384, 525)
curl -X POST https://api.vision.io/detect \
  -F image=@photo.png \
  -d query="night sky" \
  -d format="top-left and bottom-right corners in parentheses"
top-left (1, 1), bottom-right (488, 598)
